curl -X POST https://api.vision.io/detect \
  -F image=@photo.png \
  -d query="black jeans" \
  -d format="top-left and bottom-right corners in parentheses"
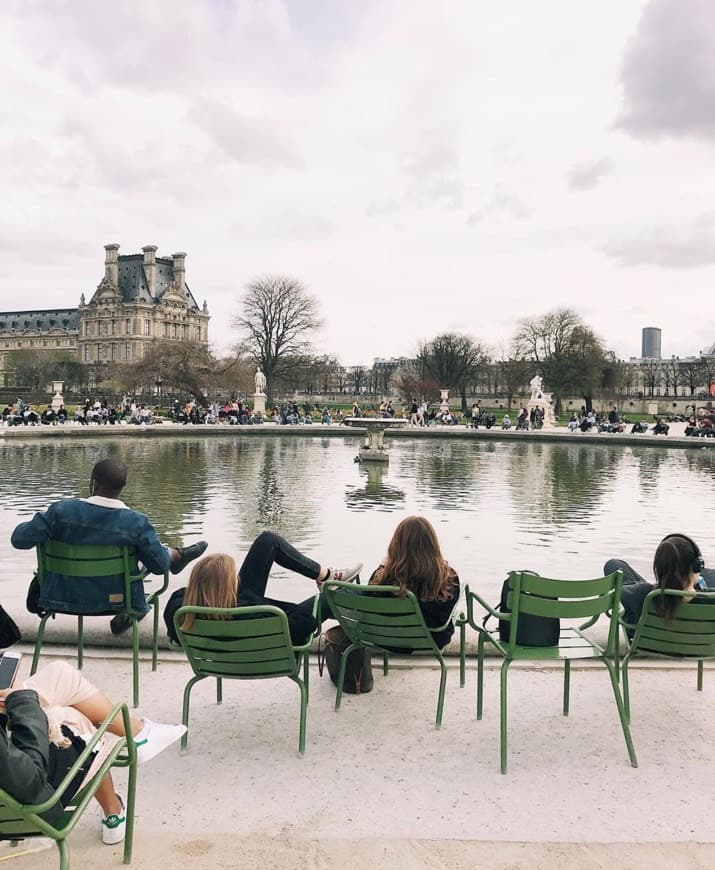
top-left (604, 559), bottom-right (715, 588)
top-left (237, 531), bottom-right (333, 626)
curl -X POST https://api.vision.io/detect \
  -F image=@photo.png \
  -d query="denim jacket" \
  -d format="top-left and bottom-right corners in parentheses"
top-left (11, 496), bottom-right (170, 615)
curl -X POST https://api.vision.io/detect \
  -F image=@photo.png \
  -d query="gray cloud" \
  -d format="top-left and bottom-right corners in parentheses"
top-left (467, 193), bottom-right (531, 227)
top-left (617, 0), bottom-right (715, 140)
top-left (602, 213), bottom-right (715, 268)
top-left (188, 99), bottom-right (304, 169)
top-left (403, 144), bottom-right (464, 210)
top-left (568, 157), bottom-right (614, 191)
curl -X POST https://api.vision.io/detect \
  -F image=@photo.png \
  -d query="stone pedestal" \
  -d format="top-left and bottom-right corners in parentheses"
top-left (253, 393), bottom-right (267, 415)
top-left (359, 426), bottom-right (389, 463)
top-left (526, 391), bottom-right (556, 429)
top-left (50, 381), bottom-right (64, 413)
top-left (439, 389), bottom-right (449, 414)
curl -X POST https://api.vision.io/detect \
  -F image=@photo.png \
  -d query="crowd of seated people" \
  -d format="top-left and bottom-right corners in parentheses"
top-left (685, 410), bottom-right (715, 437)
top-left (2, 400), bottom-right (40, 426)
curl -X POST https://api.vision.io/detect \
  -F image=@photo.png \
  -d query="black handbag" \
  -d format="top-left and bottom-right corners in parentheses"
top-left (318, 626), bottom-right (374, 694)
top-left (487, 572), bottom-right (560, 647)
top-left (0, 604), bottom-right (21, 648)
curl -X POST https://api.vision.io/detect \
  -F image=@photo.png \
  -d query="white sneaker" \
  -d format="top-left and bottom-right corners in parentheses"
top-left (134, 719), bottom-right (187, 765)
top-left (101, 794), bottom-right (126, 845)
top-left (324, 562), bottom-right (363, 584)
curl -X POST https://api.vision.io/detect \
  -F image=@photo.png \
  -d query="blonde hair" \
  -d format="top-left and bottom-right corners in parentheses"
top-left (180, 554), bottom-right (238, 632)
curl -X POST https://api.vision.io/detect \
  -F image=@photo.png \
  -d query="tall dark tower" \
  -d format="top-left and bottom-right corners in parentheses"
top-left (642, 327), bottom-right (662, 359)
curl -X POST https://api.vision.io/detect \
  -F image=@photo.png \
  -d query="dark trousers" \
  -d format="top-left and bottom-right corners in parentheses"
top-left (237, 531), bottom-right (333, 623)
top-left (604, 559), bottom-right (715, 588)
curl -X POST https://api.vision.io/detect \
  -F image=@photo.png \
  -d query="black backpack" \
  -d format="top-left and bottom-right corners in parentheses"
top-left (488, 572), bottom-right (560, 647)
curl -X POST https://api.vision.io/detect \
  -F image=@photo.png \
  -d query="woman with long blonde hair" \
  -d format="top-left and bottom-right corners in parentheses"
top-left (369, 515), bottom-right (460, 648)
top-left (164, 531), bottom-right (362, 644)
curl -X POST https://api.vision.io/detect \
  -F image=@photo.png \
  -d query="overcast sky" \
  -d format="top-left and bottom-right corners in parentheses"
top-left (2, 0), bottom-right (715, 365)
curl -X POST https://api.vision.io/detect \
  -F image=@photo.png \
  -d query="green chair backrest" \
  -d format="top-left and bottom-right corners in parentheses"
top-left (36, 541), bottom-right (140, 616)
top-left (174, 605), bottom-right (301, 679)
top-left (323, 582), bottom-right (440, 653)
top-left (505, 570), bottom-right (622, 653)
top-left (631, 589), bottom-right (715, 658)
top-left (38, 541), bottom-right (136, 581)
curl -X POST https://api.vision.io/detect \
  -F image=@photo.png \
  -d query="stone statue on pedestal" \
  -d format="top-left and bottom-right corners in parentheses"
top-left (529, 374), bottom-right (543, 401)
top-left (254, 367), bottom-right (267, 396)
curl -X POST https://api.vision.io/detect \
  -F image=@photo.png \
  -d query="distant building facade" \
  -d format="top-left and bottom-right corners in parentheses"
top-left (0, 244), bottom-right (209, 385)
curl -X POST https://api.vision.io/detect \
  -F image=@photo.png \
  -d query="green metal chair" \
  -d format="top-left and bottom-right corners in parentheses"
top-left (31, 541), bottom-right (169, 707)
top-left (322, 580), bottom-right (455, 728)
top-left (0, 702), bottom-right (137, 870)
top-left (173, 601), bottom-right (319, 757)
top-left (620, 588), bottom-right (715, 723)
top-left (458, 570), bottom-right (637, 773)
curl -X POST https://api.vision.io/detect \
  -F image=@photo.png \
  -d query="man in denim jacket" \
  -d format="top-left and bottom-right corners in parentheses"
top-left (11, 457), bottom-right (207, 634)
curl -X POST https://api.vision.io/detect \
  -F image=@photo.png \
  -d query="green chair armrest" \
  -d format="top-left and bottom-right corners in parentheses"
top-left (8, 703), bottom-right (133, 816)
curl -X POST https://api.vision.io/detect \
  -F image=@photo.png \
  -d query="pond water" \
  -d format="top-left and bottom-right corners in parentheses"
top-left (2, 434), bottom-right (715, 610)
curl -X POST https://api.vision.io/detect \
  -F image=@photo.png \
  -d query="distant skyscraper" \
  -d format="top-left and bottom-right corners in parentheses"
top-left (641, 327), bottom-right (662, 359)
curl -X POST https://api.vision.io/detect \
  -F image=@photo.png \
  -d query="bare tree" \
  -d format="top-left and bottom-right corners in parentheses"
top-left (234, 275), bottom-right (322, 404)
top-left (514, 308), bottom-right (607, 413)
top-left (417, 333), bottom-right (488, 410)
top-left (641, 359), bottom-right (661, 398)
top-left (680, 359), bottom-right (706, 397)
top-left (115, 340), bottom-right (241, 406)
top-left (495, 346), bottom-right (531, 410)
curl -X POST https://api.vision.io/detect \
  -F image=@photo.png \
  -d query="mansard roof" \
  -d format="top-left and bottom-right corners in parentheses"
top-left (100, 255), bottom-right (201, 310)
top-left (0, 309), bottom-right (79, 333)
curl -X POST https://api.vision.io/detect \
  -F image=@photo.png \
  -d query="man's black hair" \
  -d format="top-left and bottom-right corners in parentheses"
top-left (91, 458), bottom-right (127, 497)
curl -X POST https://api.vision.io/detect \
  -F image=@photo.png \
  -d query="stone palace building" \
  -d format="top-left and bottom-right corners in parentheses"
top-left (0, 243), bottom-right (210, 384)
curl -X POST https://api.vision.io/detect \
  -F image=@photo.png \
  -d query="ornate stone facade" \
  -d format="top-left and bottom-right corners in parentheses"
top-left (0, 243), bottom-right (209, 383)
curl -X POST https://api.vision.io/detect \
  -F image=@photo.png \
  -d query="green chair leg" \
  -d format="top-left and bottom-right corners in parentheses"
top-left (500, 658), bottom-right (512, 774)
top-left (383, 651), bottom-right (389, 676)
top-left (622, 657), bottom-right (631, 724)
top-left (123, 749), bottom-right (137, 864)
top-left (152, 598), bottom-right (159, 671)
top-left (58, 838), bottom-right (69, 870)
top-left (698, 660), bottom-right (704, 691)
top-left (435, 656), bottom-right (447, 729)
top-left (604, 659), bottom-right (638, 768)
top-left (563, 659), bottom-right (571, 716)
top-left (459, 618), bottom-right (466, 688)
top-left (31, 613), bottom-right (51, 675)
top-left (216, 677), bottom-right (223, 704)
top-left (181, 675), bottom-right (203, 750)
top-left (476, 632), bottom-right (486, 720)
top-left (303, 651), bottom-right (310, 704)
top-left (131, 618), bottom-right (140, 708)
top-left (335, 643), bottom-right (360, 711)
top-left (293, 676), bottom-right (308, 757)
top-left (77, 615), bottom-right (84, 670)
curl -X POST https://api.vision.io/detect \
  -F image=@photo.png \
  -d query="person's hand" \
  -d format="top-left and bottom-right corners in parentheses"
top-left (0, 687), bottom-right (18, 713)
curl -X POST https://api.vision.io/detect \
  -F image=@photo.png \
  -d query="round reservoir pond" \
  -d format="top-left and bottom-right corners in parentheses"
top-left (2, 434), bottom-right (714, 612)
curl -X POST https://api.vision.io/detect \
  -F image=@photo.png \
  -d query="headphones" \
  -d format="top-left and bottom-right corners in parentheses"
top-left (660, 533), bottom-right (705, 575)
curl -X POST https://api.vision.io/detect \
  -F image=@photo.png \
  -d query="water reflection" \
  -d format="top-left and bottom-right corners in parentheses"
top-left (345, 464), bottom-right (405, 511)
top-left (508, 442), bottom-right (621, 529)
top-left (2, 435), bottom-right (715, 605)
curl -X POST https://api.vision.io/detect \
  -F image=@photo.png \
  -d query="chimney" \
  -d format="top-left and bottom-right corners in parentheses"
top-left (172, 252), bottom-right (186, 293)
top-left (104, 243), bottom-right (120, 286)
top-left (142, 245), bottom-right (158, 298)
